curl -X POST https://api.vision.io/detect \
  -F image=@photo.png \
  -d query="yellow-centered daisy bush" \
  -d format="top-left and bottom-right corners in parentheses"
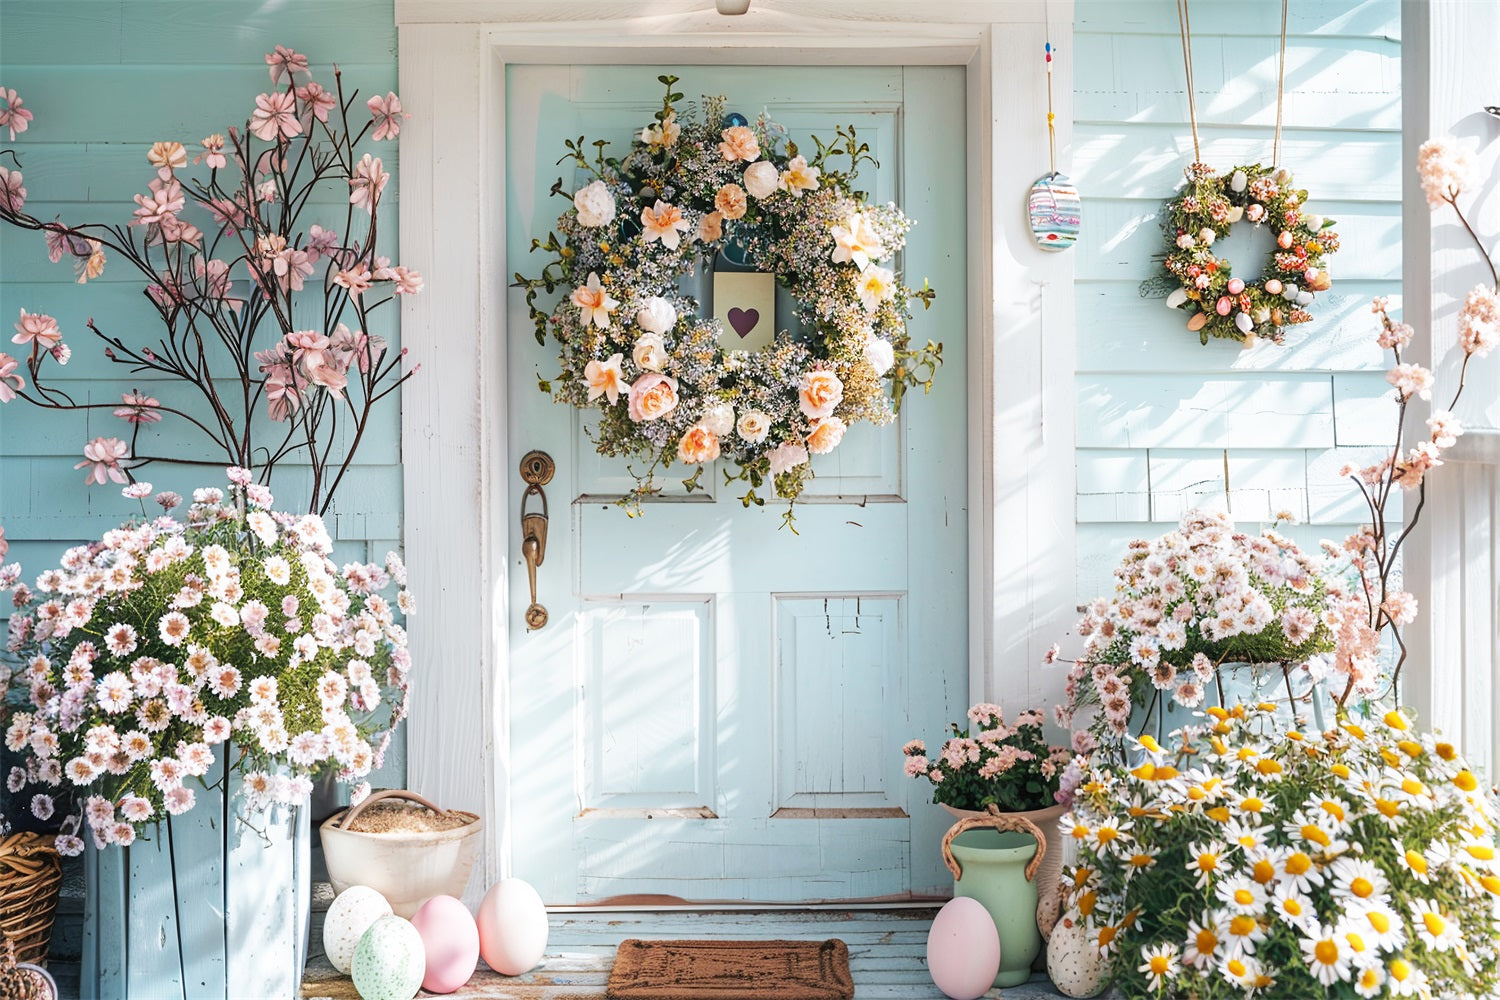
top-left (1060, 703), bottom-right (1500, 999)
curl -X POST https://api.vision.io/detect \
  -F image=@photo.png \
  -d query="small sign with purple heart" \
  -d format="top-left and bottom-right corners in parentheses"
top-left (713, 271), bottom-right (776, 353)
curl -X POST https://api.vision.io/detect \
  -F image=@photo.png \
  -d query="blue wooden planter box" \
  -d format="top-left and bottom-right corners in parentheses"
top-left (80, 749), bottom-right (310, 1000)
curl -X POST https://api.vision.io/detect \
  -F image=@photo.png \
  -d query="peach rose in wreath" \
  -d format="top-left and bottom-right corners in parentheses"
top-left (677, 425), bottom-right (721, 465)
top-left (718, 125), bottom-right (760, 163)
top-left (798, 369), bottom-right (844, 419)
top-left (714, 183), bottom-right (747, 221)
top-left (628, 372), bottom-right (679, 422)
top-left (806, 415), bottom-right (847, 454)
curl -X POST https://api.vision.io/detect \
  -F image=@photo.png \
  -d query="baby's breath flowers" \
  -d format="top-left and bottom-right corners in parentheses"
top-left (518, 75), bottom-right (941, 521)
top-left (1061, 704), bottom-right (1500, 999)
top-left (0, 471), bottom-right (412, 853)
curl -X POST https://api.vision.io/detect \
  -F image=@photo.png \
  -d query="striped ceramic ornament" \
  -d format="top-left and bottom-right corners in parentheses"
top-left (1028, 171), bottom-right (1081, 251)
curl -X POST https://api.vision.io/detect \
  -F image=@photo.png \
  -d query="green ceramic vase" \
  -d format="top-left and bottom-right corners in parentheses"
top-left (944, 813), bottom-right (1045, 988)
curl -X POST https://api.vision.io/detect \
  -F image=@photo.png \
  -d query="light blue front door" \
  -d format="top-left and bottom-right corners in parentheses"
top-left (505, 64), bottom-right (968, 903)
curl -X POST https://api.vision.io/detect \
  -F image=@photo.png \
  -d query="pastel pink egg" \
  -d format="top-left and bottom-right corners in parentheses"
top-left (1304, 267), bottom-right (1320, 282)
top-left (1226, 278), bottom-right (1245, 295)
top-left (411, 895), bottom-right (479, 994)
top-left (926, 897), bottom-right (999, 1000)
top-left (1264, 278), bottom-right (1283, 295)
top-left (1215, 296), bottom-right (1233, 316)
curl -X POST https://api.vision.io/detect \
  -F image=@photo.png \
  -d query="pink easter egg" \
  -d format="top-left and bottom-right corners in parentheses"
top-left (411, 895), bottom-right (479, 993)
top-left (926, 897), bottom-right (1000, 1000)
top-left (1215, 296), bottom-right (1232, 316)
top-left (1264, 279), bottom-right (1283, 295)
top-left (1304, 267), bottom-right (1320, 282)
top-left (1226, 278), bottom-right (1245, 295)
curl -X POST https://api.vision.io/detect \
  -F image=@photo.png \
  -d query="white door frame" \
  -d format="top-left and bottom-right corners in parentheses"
top-left (394, 0), bottom-right (1078, 895)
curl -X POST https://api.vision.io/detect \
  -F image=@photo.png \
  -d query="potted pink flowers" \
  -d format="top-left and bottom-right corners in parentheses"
top-left (903, 703), bottom-right (1083, 933)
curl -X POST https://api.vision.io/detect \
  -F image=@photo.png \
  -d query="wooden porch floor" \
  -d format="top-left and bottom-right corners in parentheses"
top-left (300, 906), bottom-right (1071, 999)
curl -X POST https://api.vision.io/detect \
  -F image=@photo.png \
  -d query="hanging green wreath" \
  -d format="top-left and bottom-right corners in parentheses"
top-left (515, 76), bottom-right (941, 525)
top-left (1162, 162), bottom-right (1340, 346)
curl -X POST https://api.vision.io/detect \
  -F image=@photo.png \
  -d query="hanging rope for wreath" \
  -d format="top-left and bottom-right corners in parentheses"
top-left (1160, 0), bottom-right (1340, 346)
top-left (517, 76), bottom-right (941, 524)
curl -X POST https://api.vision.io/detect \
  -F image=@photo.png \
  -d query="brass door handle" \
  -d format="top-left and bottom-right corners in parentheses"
top-left (519, 450), bottom-right (554, 630)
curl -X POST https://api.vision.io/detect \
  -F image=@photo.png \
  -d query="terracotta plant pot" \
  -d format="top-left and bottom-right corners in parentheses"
top-left (321, 790), bottom-right (482, 918)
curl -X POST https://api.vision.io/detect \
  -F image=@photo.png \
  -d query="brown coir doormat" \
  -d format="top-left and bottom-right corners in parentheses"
top-left (606, 938), bottom-right (854, 999)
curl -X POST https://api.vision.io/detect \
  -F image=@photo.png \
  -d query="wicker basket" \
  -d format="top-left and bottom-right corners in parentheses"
top-left (0, 833), bottom-right (62, 966)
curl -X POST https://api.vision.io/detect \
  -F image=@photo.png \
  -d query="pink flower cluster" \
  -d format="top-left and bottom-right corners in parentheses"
top-left (903, 702), bottom-right (1078, 812)
top-left (0, 472), bottom-right (414, 851)
top-left (1058, 510), bottom-right (1346, 743)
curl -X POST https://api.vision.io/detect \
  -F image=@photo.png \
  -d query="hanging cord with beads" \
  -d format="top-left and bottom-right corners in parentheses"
top-left (1175, 0), bottom-right (1201, 165)
top-left (1273, 0), bottom-right (1288, 167)
top-left (1045, 39), bottom-right (1057, 175)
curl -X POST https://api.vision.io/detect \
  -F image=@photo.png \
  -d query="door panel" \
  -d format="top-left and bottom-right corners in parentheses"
top-left (506, 64), bottom-right (967, 903)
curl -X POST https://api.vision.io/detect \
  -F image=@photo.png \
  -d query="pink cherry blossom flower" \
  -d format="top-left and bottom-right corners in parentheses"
top-left (76, 437), bottom-right (130, 486)
top-left (130, 178), bottom-right (185, 227)
top-left (304, 224), bottom-right (339, 262)
top-left (1386, 362), bottom-right (1433, 400)
top-left (294, 80), bottom-right (337, 125)
top-left (12, 309), bottom-right (61, 351)
top-left (113, 390), bottom-right (162, 424)
top-left (1428, 410), bottom-right (1463, 448)
top-left (0, 353), bottom-right (24, 403)
top-left (265, 45), bottom-right (311, 85)
top-left (204, 197), bottom-right (247, 229)
top-left (194, 133), bottom-right (227, 169)
top-left (348, 153), bottom-right (388, 214)
top-left (1458, 285), bottom-right (1498, 357)
top-left (333, 262), bottom-right (373, 297)
top-left (391, 266), bottom-right (424, 295)
top-left (271, 246), bottom-right (313, 292)
top-left (367, 92), bottom-right (408, 141)
top-left (249, 90), bottom-right (303, 141)
top-left (1417, 138), bottom-right (1475, 207)
top-left (0, 166), bottom-right (25, 212)
top-left (264, 368), bottom-right (302, 422)
top-left (0, 89), bottom-right (33, 140)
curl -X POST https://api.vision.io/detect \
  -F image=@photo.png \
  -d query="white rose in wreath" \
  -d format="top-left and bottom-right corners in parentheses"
top-left (632, 332), bottom-right (668, 372)
top-left (636, 296), bottom-right (677, 334)
top-left (743, 160), bottom-right (779, 200)
top-left (863, 334), bottom-right (895, 376)
top-left (736, 409), bottom-right (771, 444)
top-left (573, 180), bottom-right (616, 228)
top-left (700, 402), bottom-right (735, 436)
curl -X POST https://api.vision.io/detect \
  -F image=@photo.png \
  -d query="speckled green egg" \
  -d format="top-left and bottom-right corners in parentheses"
top-left (351, 914), bottom-right (426, 1000)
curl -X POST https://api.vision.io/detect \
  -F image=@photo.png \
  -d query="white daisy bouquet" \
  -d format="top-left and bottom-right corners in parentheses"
top-left (1061, 703), bottom-right (1500, 999)
top-left (0, 470), bottom-right (412, 854)
top-left (1057, 510), bottom-right (1351, 747)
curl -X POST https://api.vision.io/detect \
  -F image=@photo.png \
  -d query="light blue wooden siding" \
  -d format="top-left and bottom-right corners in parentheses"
top-left (0, 2), bottom-right (404, 780)
top-left (1072, 0), bottom-right (1402, 600)
top-left (0, 0), bottom-right (401, 563)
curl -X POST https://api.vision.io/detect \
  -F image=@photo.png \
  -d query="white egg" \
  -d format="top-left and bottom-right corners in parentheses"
top-left (926, 896), bottom-right (1000, 1000)
top-left (476, 878), bottom-right (549, 976)
top-left (324, 885), bottom-right (394, 975)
